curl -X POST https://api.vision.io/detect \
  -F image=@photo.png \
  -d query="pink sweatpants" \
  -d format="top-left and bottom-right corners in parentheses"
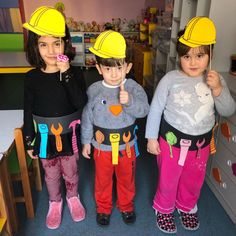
top-left (41, 154), bottom-right (78, 201)
top-left (153, 137), bottom-right (210, 214)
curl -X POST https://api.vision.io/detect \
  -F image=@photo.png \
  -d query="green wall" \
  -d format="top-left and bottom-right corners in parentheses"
top-left (0, 33), bottom-right (24, 51)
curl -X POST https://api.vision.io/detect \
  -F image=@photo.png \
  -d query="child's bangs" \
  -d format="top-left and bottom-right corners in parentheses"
top-left (194, 45), bottom-right (210, 54)
top-left (96, 57), bottom-right (125, 67)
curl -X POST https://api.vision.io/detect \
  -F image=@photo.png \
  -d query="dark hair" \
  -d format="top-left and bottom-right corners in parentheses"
top-left (25, 25), bottom-right (75, 69)
top-left (95, 43), bottom-right (132, 66)
top-left (176, 29), bottom-right (214, 58)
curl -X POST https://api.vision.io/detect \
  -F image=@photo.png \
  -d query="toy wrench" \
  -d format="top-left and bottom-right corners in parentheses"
top-left (123, 131), bottom-right (131, 158)
top-left (178, 139), bottom-right (191, 166)
top-left (95, 130), bottom-right (105, 156)
top-left (109, 133), bottom-right (120, 165)
top-left (51, 123), bottom-right (63, 152)
top-left (38, 124), bottom-right (48, 158)
top-left (196, 138), bottom-right (205, 158)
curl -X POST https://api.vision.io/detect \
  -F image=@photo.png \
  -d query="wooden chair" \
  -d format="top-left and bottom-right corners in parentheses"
top-left (8, 127), bottom-right (42, 218)
top-left (0, 217), bottom-right (7, 235)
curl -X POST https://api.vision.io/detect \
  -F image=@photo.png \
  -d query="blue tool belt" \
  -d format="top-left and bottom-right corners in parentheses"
top-left (93, 124), bottom-right (136, 145)
top-left (33, 110), bottom-right (80, 135)
top-left (159, 118), bottom-right (212, 151)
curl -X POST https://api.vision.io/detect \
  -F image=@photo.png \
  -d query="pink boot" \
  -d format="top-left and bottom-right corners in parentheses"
top-left (66, 195), bottom-right (86, 222)
top-left (46, 199), bottom-right (63, 229)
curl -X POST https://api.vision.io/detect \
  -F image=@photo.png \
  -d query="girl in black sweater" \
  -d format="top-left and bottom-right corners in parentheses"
top-left (23, 6), bottom-right (87, 229)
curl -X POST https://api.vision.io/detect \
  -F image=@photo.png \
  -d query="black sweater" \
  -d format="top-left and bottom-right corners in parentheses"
top-left (24, 66), bottom-right (87, 158)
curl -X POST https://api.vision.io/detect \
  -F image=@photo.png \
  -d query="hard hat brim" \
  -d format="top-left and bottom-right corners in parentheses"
top-left (89, 46), bottom-right (126, 59)
top-left (179, 35), bottom-right (216, 48)
top-left (23, 22), bottom-right (65, 37)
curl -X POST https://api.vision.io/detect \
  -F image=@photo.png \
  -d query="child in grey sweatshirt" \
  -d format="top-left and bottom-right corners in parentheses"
top-left (81, 30), bottom-right (149, 226)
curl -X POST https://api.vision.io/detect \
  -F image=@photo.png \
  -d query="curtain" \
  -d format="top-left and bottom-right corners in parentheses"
top-left (10, 8), bottom-right (23, 32)
top-left (0, 8), bottom-right (22, 33)
top-left (0, 8), bottom-right (14, 32)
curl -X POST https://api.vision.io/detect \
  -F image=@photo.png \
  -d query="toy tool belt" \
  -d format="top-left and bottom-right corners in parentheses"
top-left (94, 123), bottom-right (136, 165)
top-left (159, 118), bottom-right (212, 151)
top-left (93, 124), bottom-right (135, 145)
top-left (33, 110), bottom-right (80, 135)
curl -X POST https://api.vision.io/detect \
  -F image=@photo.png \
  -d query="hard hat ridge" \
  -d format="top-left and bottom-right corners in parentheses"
top-left (23, 6), bottom-right (65, 37)
top-left (179, 16), bottom-right (216, 48)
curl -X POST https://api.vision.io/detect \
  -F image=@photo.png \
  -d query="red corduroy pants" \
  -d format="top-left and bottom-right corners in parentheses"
top-left (94, 146), bottom-right (136, 214)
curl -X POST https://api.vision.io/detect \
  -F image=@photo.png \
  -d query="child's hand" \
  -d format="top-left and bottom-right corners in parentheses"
top-left (119, 82), bottom-right (129, 105)
top-left (27, 149), bottom-right (38, 159)
top-left (147, 139), bottom-right (161, 155)
top-left (206, 70), bottom-right (223, 97)
top-left (56, 54), bottom-right (70, 73)
top-left (82, 144), bottom-right (91, 159)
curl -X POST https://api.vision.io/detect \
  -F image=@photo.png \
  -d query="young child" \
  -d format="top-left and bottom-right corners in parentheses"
top-left (81, 30), bottom-right (149, 226)
top-left (23, 6), bottom-right (87, 229)
top-left (145, 16), bottom-right (236, 233)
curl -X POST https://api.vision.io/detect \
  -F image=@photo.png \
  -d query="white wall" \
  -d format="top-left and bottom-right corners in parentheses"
top-left (23, 0), bottom-right (146, 23)
top-left (210, 0), bottom-right (236, 72)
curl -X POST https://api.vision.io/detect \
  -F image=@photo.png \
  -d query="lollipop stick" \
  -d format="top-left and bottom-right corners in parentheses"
top-left (59, 37), bottom-right (62, 81)
top-left (209, 44), bottom-right (212, 70)
top-left (120, 59), bottom-right (125, 88)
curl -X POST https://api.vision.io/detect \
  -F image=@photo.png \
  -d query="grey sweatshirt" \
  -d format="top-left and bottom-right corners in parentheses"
top-left (81, 78), bottom-right (149, 151)
top-left (145, 70), bottom-right (236, 139)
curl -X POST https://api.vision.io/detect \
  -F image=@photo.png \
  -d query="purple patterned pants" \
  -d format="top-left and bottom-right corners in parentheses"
top-left (41, 154), bottom-right (78, 201)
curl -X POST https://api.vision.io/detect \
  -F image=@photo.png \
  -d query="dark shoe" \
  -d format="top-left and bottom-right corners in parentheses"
top-left (156, 211), bottom-right (177, 234)
top-left (178, 210), bottom-right (200, 231)
top-left (121, 211), bottom-right (136, 224)
top-left (96, 213), bottom-right (110, 226)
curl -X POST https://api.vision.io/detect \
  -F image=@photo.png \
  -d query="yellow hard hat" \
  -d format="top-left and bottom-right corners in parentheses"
top-left (89, 30), bottom-right (126, 58)
top-left (179, 16), bottom-right (216, 48)
top-left (23, 6), bottom-right (65, 37)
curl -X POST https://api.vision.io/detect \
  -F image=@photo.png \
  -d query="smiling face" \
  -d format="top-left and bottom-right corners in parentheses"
top-left (38, 36), bottom-right (64, 72)
top-left (179, 46), bottom-right (209, 77)
top-left (96, 62), bottom-right (132, 86)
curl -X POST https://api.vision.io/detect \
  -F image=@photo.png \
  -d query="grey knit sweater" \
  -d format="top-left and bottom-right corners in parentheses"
top-left (145, 70), bottom-right (236, 139)
top-left (81, 78), bottom-right (149, 151)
